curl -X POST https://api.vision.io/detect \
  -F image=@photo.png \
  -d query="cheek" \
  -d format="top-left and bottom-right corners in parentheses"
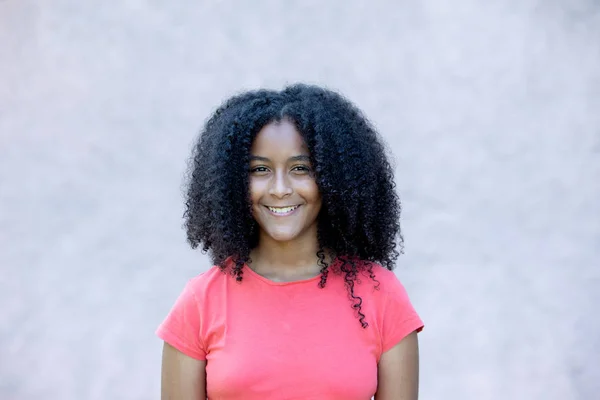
top-left (301, 181), bottom-right (322, 204)
top-left (249, 178), bottom-right (263, 204)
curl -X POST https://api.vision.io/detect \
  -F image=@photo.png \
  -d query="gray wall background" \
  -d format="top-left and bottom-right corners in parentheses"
top-left (1, 1), bottom-right (599, 399)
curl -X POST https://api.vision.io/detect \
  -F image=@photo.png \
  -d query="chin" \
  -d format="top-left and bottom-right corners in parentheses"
top-left (263, 228), bottom-right (302, 243)
top-left (267, 233), bottom-right (298, 243)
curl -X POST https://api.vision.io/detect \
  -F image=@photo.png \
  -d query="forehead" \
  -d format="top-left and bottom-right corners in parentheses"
top-left (250, 120), bottom-right (309, 155)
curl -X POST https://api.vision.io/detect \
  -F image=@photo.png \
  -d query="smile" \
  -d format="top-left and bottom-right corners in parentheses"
top-left (265, 205), bottom-right (300, 216)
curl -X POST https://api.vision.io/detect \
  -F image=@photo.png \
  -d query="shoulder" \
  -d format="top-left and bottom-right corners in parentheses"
top-left (367, 263), bottom-right (397, 281)
top-left (326, 260), bottom-right (408, 304)
top-left (330, 258), bottom-right (404, 288)
top-left (186, 265), bottom-right (229, 286)
top-left (338, 260), bottom-right (405, 292)
top-left (368, 263), bottom-right (406, 293)
top-left (352, 262), bottom-right (417, 313)
top-left (183, 265), bottom-right (230, 299)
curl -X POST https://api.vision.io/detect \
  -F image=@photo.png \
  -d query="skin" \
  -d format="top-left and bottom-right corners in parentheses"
top-left (375, 331), bottom-right (420, 400)
top-left (247, 119), bottom-right (323, 282)
top-left (161, 343), bottom-right (206, 400)
top-left (161, 120), bottom-right (419, 399)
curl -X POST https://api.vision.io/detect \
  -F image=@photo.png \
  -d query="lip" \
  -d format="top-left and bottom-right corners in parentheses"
top-left (264, 205), bottom-right (301, 217)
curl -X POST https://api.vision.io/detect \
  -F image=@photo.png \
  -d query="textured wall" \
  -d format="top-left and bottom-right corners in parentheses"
top-left (1, 1), bottom-right (599, 399)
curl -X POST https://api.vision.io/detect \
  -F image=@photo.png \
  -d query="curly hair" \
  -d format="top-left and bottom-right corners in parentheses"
top-left (184, 83), bottom-right (403, 328)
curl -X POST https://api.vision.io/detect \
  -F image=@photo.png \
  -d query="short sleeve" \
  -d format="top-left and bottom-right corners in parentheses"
top-left (156, 281), bottom-right (206, 360)
top-left (381, 274), bottom-right (424, 353)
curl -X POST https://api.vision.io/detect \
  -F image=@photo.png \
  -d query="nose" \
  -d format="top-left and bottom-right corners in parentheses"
top-left (268, 170), bottom-right (293, 198)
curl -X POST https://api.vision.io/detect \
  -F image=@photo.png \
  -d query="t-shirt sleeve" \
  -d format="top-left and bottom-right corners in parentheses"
top-left (381, 274), bottom-right (424, 353)
top-left (156, 280), bottom-right (206, 360)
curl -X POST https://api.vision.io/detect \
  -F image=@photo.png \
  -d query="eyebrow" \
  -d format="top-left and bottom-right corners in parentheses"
top-left (249, 155), bottom-right (311, 162)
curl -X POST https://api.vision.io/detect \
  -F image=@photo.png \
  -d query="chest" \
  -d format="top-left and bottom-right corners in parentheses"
top-left (204, 285), bottom-right (381, 399)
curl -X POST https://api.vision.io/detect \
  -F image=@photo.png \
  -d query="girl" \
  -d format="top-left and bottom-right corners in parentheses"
top-left (157, 84), bottom-right (424, 399)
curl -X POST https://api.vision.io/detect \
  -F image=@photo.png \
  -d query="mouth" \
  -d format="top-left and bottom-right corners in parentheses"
top-left (264, 205), bottom-right (301, 216)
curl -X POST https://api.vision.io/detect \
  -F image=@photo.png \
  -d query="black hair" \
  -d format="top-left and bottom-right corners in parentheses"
top-left (184, 83), bottom-right (403, 328)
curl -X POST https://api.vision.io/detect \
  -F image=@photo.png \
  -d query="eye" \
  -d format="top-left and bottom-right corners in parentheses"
top-left (292, 165), bottom-right (311, 173)
top-left (250, 166), bottom-right (269, 174)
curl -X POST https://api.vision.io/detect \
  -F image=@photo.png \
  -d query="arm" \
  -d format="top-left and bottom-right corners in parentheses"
top-left (375, 330), bottom-right (420, 400)
top-left (161, 342), bottom-right (207, 400)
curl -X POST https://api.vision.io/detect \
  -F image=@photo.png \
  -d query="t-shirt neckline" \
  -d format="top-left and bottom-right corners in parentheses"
top-left (243, 264), bottom-right (323, 286)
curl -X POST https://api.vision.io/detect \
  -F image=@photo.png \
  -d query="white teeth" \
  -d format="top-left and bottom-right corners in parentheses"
top-left (267, 206), bottom-right (298, 214)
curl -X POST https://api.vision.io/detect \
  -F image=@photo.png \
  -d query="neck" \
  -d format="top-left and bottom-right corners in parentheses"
top-left (250, 228), bottom-right (326, 279)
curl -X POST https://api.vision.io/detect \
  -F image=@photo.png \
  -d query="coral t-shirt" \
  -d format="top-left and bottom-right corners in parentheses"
top-left (156, 260), bottom-right (424, 400)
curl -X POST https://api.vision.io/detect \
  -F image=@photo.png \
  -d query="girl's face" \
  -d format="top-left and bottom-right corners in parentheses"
top-left (249, 120), bottom-right (322, 244)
